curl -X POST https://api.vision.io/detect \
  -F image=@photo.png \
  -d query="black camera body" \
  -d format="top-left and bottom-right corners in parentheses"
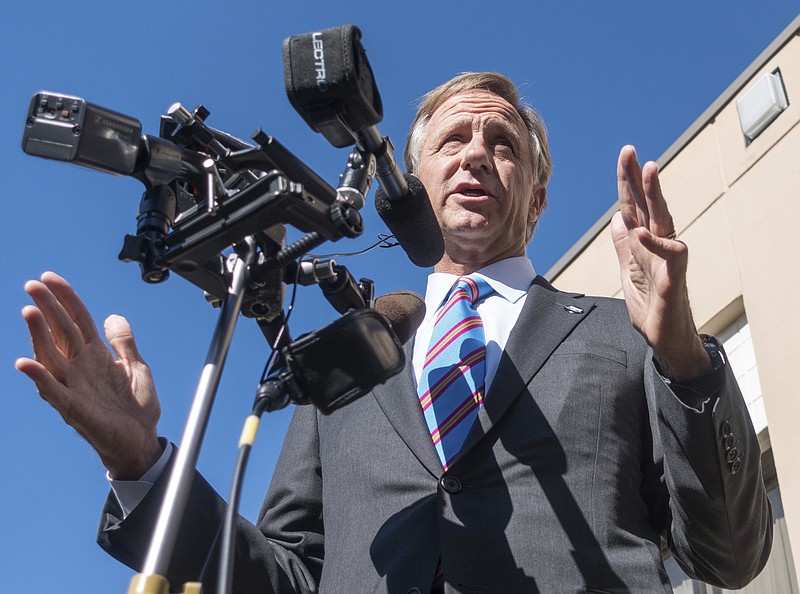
top-left (23, 92), bottom-right (142, 176)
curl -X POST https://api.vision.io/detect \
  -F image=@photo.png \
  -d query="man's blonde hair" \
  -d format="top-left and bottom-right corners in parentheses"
top-left (403, 72), bottom-right (552, 194)
top-left (403, 73), bottom-right (551, 242)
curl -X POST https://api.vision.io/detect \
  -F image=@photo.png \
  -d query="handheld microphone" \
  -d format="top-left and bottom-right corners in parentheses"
top-left (283, 25), bottom-right (382, 148)
top-left (373, 290), bottom-right (425, 345)
top-left (278, 290), bottom-right (424, 414)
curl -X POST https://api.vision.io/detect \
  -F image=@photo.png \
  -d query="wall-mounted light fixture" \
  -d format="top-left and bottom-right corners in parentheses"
top-left (736, 70), bottom-right (789, 143)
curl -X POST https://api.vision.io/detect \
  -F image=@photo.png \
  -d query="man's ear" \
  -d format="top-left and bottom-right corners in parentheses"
top-left (528, 187), bottom-right (547, 224)
top-left (525, 187), bottom-right (547, 243)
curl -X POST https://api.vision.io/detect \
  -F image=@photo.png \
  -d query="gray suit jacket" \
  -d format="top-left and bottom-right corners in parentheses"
top-left (99, 277), bottom-right (772, 593)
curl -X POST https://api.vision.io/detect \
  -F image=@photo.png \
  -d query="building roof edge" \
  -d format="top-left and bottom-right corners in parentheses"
top-left (546, 14), bottom-right (800, 282)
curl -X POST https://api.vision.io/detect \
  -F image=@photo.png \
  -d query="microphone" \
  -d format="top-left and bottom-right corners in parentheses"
top-left (274, 290), bottom-right (424, 414)
top-left (282, 25), bottom-right (444, 267)
top-left (373, 174), bottom-right (444, 268)
top-left (373, 290), bottom-right (425, 345)
top-left (354, 128), bottom-right (444, 267)
top-left (283, 25), bottom-right (382, 148)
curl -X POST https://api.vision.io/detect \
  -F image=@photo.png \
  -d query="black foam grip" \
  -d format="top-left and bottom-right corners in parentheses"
top-left (283, 25), bottom-right (383, 148)
top-left (374, 174), bottom-right (444, 267)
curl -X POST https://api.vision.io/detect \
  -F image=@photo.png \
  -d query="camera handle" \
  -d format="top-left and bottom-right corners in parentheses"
top-left (126, 237), bottom-right (257, 594)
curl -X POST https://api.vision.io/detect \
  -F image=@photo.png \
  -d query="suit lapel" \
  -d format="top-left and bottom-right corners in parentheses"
top-left (372, 276), bottom-right (597, 475)
top-left (372, 342), bottom-right (444, 476)
top-left (454, 276), bottom-right (597, 465)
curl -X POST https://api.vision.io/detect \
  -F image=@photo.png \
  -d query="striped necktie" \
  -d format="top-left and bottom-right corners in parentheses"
top-left (418, 275), bottom-right (493, 470)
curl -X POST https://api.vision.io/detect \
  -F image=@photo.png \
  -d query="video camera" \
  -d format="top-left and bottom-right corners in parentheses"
top-left (23, 94), bottom-right (366, 324)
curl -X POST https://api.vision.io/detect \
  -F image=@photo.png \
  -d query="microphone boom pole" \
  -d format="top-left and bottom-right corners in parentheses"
top-left (129, 239), bottom-right (256, 594)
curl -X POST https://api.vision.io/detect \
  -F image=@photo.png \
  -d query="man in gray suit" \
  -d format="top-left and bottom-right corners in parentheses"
top-left (18, 72), bottom-right (771, 593)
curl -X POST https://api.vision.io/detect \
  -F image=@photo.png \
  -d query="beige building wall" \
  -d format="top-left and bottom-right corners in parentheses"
top-left (548, 17), bottom-right (800, 579)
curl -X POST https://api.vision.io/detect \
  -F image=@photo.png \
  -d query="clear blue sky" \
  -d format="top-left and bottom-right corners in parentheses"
top-left (2, 2), bottom-right (798, 591)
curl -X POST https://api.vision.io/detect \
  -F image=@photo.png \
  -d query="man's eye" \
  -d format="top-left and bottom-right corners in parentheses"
top-left (493, 138), bottom-right (516, 156)
top-left (438, 136), bottom-right (465, 152)
top-left (443, 135), bottom-right (464, 145)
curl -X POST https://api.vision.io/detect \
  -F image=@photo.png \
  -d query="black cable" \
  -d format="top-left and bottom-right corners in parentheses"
top-left (306, 233), bottom-right (398, 260)
top-left (218, 257), bottom-right (303, 594)
top-left (216, 228), bottom-right (388, 592)
top-left (259, 260), bottom-right (301, 383)
top-left (217, 438), bottom-right (254, 594)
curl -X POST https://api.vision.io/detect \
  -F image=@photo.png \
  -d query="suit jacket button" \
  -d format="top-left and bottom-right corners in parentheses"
top-left (731, 458), bottom-right (742, 474)
top-left (724, 434), bottom-right (735, 450)
top-left (720, 421), bottom-right (732, 437)
top-left (726, 447), bottom-right (739, 463)
top-left (441, 475), bottom-right (462, 494)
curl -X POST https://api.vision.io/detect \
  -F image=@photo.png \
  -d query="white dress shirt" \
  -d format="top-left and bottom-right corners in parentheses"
top-left (411, 256), bottom-right (536, 393)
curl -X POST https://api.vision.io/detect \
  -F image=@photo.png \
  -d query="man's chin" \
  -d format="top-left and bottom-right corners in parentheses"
top-left (443, 228), bottom-right (493, 249)
top-left (441, 217), bottom-right (493, 238)
top-left (443, 227), bottom-right (502, 255)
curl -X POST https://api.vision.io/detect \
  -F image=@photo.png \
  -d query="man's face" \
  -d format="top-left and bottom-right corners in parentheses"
top-left (417, 89), bottom-right (544, 269)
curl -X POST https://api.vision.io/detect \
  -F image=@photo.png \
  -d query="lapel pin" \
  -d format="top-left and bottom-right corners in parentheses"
top-left (564, 305), bottom-right (584, 314)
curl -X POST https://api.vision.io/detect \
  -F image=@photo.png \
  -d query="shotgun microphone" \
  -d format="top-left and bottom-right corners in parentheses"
top-left (283, 25), bottom-right (444, 267)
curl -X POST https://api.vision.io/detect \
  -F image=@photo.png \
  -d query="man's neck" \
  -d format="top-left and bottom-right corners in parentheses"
top-left (434, 251), bottom-right (525, 276)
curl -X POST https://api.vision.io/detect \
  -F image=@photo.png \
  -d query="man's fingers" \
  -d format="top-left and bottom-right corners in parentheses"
top-left (20, 305), bottom-right (69, 381)
top-left (617, 145), bottom-right (651, 230)
top-left (40, 271), bottom-right (101, 343)
top-left (25, 278), bottom-right (87, 358)
top-left (610, 211), bottom-right (632, 263)
top-left (636, 227), bottom-right (687, 263)
top-left (618, 147), bottom-right (678, 241)
top-left (105, 315), bottom-right (145, 365)
top-left (15, 356), bottom-right (76, 419)
top-left (642, 161), bottom-right (676, 239)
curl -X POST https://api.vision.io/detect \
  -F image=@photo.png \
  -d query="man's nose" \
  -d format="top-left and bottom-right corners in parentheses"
top-left (461, 137), bottom-right (493, 173)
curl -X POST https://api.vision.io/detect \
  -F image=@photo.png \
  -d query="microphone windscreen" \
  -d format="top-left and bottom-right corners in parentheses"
top-left (282, 25), bottom-right (383, 148)
top-left (374, 174), bottom-right (444, 267)
top-left (374, 290), bottom-right (426, 345)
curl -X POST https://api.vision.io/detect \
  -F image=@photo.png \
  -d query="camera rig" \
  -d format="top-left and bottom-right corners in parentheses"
top-left (22, 90), bottom-right (375, 326)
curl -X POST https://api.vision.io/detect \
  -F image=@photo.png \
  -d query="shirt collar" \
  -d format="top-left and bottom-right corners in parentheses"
top-left (423, 256), bottom-right (536, 312)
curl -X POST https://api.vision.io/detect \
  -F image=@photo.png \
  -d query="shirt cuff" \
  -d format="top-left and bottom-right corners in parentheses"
top-left (656, 335), bottom-right (727, 411)
top-left (107, 437), bottom-right (173, 518)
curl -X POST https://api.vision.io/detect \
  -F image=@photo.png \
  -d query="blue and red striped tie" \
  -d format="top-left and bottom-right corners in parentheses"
top-left (418, 275), bottom-right (493, 470)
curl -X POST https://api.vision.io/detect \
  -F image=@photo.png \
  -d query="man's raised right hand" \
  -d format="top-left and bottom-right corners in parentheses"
top-left (16, 271), bottom-right (162, 480)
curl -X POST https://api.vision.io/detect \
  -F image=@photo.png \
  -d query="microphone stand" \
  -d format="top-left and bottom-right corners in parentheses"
top-left (127, 238), bottom-right (257, 594)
